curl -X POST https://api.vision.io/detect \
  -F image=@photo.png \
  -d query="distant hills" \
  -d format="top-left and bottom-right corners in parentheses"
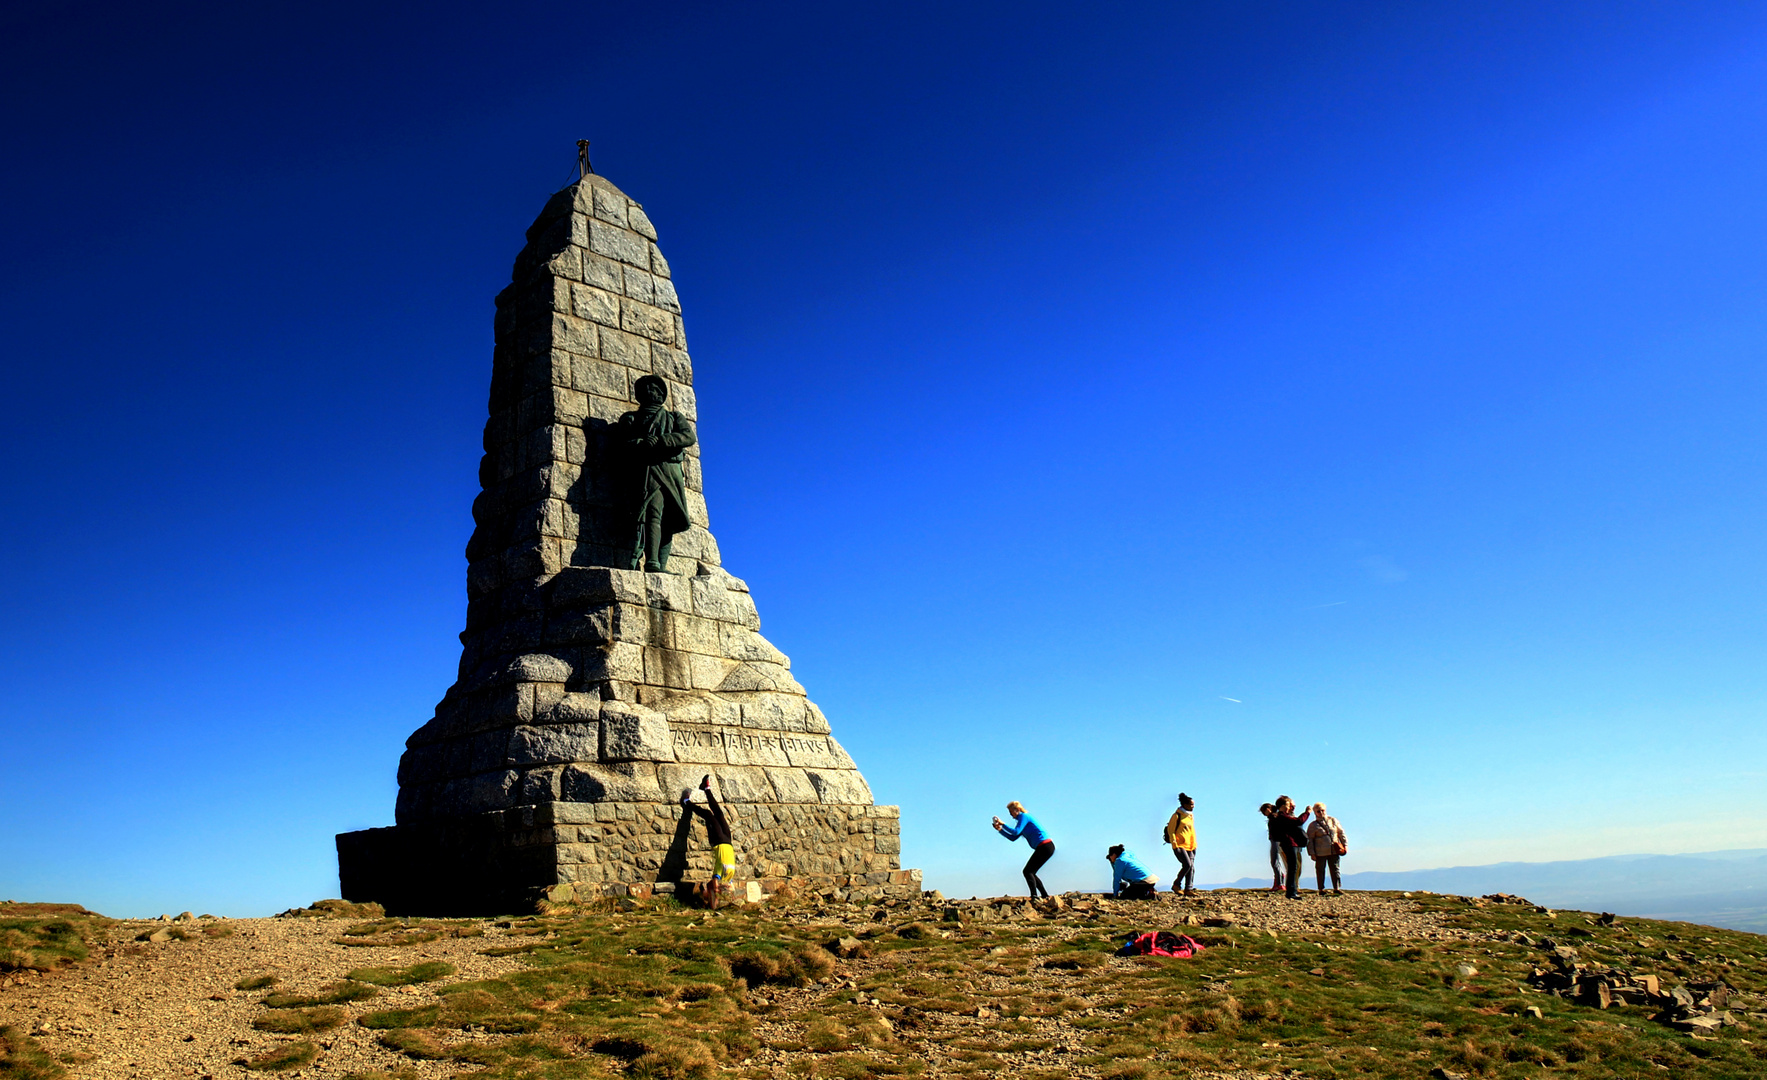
top-left (1208, 848), bottom-right (1767, 933)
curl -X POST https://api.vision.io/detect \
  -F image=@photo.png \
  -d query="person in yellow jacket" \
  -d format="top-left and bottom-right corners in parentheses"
top-left (1163, 793), bottom-right (1198, 896)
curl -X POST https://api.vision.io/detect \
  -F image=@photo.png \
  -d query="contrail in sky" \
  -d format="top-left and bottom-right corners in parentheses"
top-left (1218, 696), bottom-right (1241, 703)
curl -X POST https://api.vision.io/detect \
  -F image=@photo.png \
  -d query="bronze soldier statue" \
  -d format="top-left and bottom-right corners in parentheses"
top-left (615, 375), bottom-right (697, 572)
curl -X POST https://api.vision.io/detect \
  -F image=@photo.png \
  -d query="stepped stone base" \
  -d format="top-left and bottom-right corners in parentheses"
top-left (337, 801), bottom-right (918, 916)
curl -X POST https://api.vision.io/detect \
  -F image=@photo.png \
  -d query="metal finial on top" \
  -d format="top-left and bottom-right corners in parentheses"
top-left (577, 140), bottom-right (594, 178)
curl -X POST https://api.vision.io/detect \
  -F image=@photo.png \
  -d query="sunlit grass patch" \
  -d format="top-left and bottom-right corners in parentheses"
top-left (787, 1053), bottom-right (923, 1078)
top-left (262, 981), bottom-right (378, 1007)
top-left (0, 1024), bottom-right (66, 1080)
top-left (378, 1028), bottom-right (455, 1060)
top-left (252, 1006), bottom-right (346, 1034)
top-left (725, 944), bottom-right (835, 988)
top-left (347, 961), bottom-right (456, 985)
top-left (234, 974), bottom-right (278, 991)
top-left (238, 1040), bottom-right (320, 1071)
top-left (338, 918), bottom-right (484, 948)
top-left (356, 1006), bottom-right (442, 1030)
top-left (0, 906), bottom-right (107, 973)
top-left (281, 899), bottom-right (387, 919)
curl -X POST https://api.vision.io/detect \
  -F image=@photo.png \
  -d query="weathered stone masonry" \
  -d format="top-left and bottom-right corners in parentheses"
top-left (336, 173), bottom-right (917, 914)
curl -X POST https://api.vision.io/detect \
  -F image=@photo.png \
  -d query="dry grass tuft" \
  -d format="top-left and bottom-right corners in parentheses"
top-left (238, 1041), bottom-right (320, 1071)
top-left (0, 1025), bottom-right (67, 1080)
top-left (251, 1006), bottom-right (346, 1034)
top-left (278, 899), bottom-right (385, 920)
top-left (0, 907), bottom-right (107, 973)
top-left (726, 943), bottom-right (837, 988)
top-left (337, 919), bottom-right (482, 948)
top-left (346, 961), bottom-right (456, 986)
top-left (261, 981), bottom-right (378, 1008)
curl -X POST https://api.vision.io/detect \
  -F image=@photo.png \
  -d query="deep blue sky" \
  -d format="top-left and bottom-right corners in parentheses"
top-left (3, 2), bottom-right (1765, 915)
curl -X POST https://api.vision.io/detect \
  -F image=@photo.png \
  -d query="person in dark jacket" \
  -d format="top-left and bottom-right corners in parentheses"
top-left (1272, 796), bottom-right (1311, 900)
top-left (682, 774), bottom-right (735, 908)
top-left (1260, 803), bottom-right (1285, 891)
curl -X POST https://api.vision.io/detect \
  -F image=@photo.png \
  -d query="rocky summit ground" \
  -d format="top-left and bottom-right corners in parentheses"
top-left (2, 889), bottom-right (1764, 1079)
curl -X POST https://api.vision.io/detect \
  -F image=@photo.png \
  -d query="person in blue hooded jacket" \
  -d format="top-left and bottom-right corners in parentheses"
top-left (1107, 845), bottom-right (1159, 900)
top-left (992, 800), bottom-right (1055, 899)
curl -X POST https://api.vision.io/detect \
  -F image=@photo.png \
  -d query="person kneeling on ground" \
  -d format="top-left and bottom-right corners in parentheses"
top-left (1107, 845), bottom-right (1159, 900)
top-left (681, 774), bottom-right (735, 909)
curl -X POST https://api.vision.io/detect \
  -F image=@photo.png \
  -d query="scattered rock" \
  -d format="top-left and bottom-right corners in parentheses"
top-left (830, 936), bottom-right (867, 959)
top-left (1456, 964), bottom-right (1479, 978)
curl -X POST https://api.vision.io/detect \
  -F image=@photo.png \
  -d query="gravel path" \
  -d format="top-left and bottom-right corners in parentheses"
top-left (0, 916), bottom-right (526, 1079)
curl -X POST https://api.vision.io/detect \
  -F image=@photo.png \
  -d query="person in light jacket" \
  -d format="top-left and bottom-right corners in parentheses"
top-left (1306, 802), bottom-right (1345, 895)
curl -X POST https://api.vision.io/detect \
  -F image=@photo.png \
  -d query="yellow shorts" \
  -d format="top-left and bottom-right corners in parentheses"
top-left (713, 844), bottom-right (736, 882)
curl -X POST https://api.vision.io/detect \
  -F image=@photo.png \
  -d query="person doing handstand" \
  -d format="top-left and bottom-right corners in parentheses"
top-left (682, 774), bottom-right (736, 908)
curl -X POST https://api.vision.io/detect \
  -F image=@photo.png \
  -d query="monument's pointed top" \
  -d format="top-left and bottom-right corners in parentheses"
top-left (523, 170), bottom-right (649, 250)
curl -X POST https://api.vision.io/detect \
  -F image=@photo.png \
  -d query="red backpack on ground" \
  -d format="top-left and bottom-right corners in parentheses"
top-left (1117, 931), bottom-right (1205, 958)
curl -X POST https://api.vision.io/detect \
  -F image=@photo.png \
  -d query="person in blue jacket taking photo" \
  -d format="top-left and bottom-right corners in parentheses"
top-left (992, 800), bottom-right (1055, 899)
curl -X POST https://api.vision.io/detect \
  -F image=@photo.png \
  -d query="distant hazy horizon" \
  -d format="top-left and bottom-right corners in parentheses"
top-left (1196, 848), bottom-right (1767, 934)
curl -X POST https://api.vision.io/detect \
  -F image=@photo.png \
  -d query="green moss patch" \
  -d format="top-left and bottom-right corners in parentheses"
top-left (238, 1041), bottom-right (320, 1071)
top-left (346, 961), bottom-right (456, 986)
top-left (262, 981), bottom-right (378, 1008)
top-left (252, 1006), bottom-right (346, 1034)
top-left (0, 906), bottom-right (108, 973)
top-left (0, 1025), bottom-right (67, 1080)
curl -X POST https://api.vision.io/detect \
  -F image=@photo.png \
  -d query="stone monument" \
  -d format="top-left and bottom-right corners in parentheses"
top-left (336, 167), bottom-right (917, 914)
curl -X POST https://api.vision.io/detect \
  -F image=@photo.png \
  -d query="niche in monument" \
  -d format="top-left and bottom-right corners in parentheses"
top-left (335, 162), bottom-right (917, 915)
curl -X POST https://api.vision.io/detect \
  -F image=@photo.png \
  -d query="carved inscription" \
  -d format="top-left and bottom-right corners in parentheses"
top-left (672, 729), bottom-right (830, 756)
